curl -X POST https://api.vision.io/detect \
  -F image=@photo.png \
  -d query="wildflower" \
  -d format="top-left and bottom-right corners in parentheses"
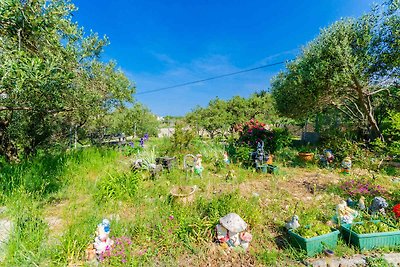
top-left (169, 215), bottom-right (174, 220)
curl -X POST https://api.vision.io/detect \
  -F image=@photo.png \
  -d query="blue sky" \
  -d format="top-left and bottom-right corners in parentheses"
top-left (72, 0), bottom-right (381, 116)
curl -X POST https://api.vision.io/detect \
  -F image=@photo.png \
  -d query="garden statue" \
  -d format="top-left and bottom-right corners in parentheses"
top-left (369, 196), bottom-right (388, 215)
top-left (93, 219), bottom-right (114, 257)
top-left (320, 149), bottom-right (334, 167)
top-left (285, 215), bottom-right (300, 230)
top-left (223, 151), bottom-right (230, 164)
top-left (194, 154), bottom-right (204, 176)
top-left (250, 141), bottom-right (269, 170)
top-left (216, 213), bottom-right (252, 250)
top-left (341, 157), bottom-right (352, 174)
top-left (336, 200), bottom-right (358, 224)
top-left (358, 196), bottom-right (366, 210)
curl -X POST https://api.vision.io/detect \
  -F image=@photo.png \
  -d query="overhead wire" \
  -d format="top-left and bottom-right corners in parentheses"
top-left (135, 59), bottom-right (293, 95)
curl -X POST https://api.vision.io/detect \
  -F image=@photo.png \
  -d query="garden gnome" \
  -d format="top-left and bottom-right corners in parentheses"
top-left (223, 151), bottom-right (230, 164)
top-left (194, 154), bottom-right (204, 176)
top-left (341, 157), bottom-right (352, 174)
top-left (216, 213), bottom-right (252, 250)
top-left (336, 200), bottom-right (358, 224)
top-left (358, 196), bottom-right (366, 210)
top-left (320, 149), bottom-right (334, 167)
top-left (285, 215), bottom-right (300, 230)
top-left (93, 219), bottom-right (114, 256)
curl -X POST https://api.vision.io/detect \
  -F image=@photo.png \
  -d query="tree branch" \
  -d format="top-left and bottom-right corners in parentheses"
top-left (344, 97), bottom-right (365, 119)
top-left (0, 106), bottom-right (74, 113)
top-left (368, 88), bottom-right (389, 96)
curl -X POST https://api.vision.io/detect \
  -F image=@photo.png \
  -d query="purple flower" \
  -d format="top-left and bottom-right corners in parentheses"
top-left (169, 215), bottom-right (174, 220)
top-left (139, 138), bottom-right (144, 147)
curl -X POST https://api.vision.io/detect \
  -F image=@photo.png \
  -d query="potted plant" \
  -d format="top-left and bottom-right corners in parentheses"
top-left (298, 146), bottom-right (315, 161)
top-left (289, 221), bottom-right (339, 256)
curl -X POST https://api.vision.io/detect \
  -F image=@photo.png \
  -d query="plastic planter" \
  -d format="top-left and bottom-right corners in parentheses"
top-left (341, 221), bottom-right (400, 250)
top-left (288, 229), bottom-right (340, 257)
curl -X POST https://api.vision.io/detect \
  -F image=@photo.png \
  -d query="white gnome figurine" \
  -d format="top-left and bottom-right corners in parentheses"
top-left (94, 219), bottom-right (114, 256)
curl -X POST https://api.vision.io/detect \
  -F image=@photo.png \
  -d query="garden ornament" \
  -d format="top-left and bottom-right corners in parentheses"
top-left (320, 149), bottom-right (334, 167)
top-left (194, 154), bottom-right (204, 176)
top-left (250, 141), bottom-right (269, 169)
top-left (285, 215), bottom-right (300, 230)
top-left (346, 198), bottom-right (355, 208)
top-left (358, 196), bottom-right (366, 210)
top-left (93, 219), bottom-right (114, 256)
top-left (336, 200), bottom-right (358, 224)
top-left (220, 213), bottom-right (247, 233)
top-left (223, 151), bottom-right (230, 164)
top-left (393, 204), bottom-right (400, 218)
top-left (216, 213), bottom-right (252, 250)
top-left (369, 196), bottom-right (388, 215)
top-left (341, 157), bottom-right (352, 174)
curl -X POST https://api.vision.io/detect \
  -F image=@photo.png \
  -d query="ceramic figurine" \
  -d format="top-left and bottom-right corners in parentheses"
top-left (216, 213), bottom-right (252, 250)
top-left (341, 157), bottom-right (352, 174)
top-left (194, 154), bottom-right (204, 176)
top-left (336, 200), bottom-right (358, 224)
top-left (223, 151), bottom-right (230, 164)
top-left (320, 149), bottom-right (334, 167)
top-left (369, 197), bottom-right (388, 215)
top-left (324, 150), bottom-right (334, 163)
top-left (93, 219), bottom-right (114, 256)
top-left (358, 196), bottom-right (366, 210)
top-left (285, 215), bottom-right (300, 230)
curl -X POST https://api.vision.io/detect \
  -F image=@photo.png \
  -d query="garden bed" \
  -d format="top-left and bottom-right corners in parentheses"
top-left (288, 229), bottom-right (339, 257)
top-left (341, 221), bottom-right (400, 250)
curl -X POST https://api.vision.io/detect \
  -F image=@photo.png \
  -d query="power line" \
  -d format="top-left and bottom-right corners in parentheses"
top-left (135, 59), bottom-right (292, 95)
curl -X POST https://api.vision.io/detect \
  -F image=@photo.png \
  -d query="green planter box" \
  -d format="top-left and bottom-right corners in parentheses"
top-left (341, 221), bottom-right (400, 250)
top-left (288, 229), bottom-right (340, 257)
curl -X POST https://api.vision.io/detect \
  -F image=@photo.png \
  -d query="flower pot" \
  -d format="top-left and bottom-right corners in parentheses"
top-left (170, 185), bottom-right (197, 204)
top-left (298, 152), bottom-right (314, 162)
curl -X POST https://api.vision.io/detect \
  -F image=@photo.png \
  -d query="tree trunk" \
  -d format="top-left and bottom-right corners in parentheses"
top-left (0, 120), bottom-right (18, 162)
top-left (353, 78), bottom-right (384, 141)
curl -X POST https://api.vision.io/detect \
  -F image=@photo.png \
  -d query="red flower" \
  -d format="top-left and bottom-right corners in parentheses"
top-left (393, 204), bottom-right (400, 218)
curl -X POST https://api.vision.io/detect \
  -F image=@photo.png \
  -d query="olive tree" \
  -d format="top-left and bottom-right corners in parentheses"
top-left (272, 1), bottom-right (399, 141)
top-left (0, 0), bottom-right (134, 159)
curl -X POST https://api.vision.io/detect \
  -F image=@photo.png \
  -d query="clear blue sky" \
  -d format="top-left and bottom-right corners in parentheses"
top-left (72, 0), bottom-right (381, 116)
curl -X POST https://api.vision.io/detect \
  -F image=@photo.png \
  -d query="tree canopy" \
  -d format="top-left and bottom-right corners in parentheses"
top-left (185, 92), bottom-right (278, 138)
top-left (271, 1), bottom-right (399, 141)
top-left (0, 0), bottom-right (135, 159)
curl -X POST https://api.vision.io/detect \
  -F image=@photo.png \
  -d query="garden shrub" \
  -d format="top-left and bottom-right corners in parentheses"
top-left (235, 119), bottom-right (292, 153)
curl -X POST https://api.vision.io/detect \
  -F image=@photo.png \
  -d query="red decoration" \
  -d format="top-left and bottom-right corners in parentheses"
top-left (393, 204), bottom-right (400, 218)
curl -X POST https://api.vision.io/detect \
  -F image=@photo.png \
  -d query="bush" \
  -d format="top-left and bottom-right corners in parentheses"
top-left (235, 119), bottom-right (292, 153)
top-left (226, 143), bottom-right (253, 165)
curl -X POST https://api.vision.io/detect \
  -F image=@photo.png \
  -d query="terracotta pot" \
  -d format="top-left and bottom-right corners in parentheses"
top-left (298, 152), bottom-right (314, 162)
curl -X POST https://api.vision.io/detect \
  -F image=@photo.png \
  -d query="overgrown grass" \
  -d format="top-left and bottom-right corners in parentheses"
top-left (1, 140), bottom-right (399, 266)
